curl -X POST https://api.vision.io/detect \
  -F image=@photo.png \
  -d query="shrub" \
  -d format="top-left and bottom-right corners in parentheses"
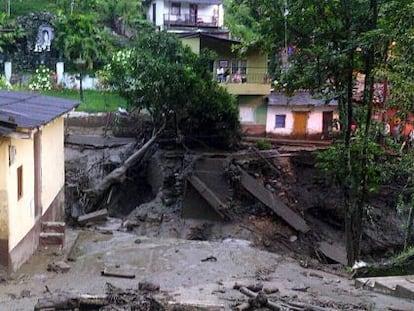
top-left (255, 139), bottom-right (272, 150)
top-left (29, 66), bottom-right (54, 91)
top-left (0, 75), bottom-right (12, 90)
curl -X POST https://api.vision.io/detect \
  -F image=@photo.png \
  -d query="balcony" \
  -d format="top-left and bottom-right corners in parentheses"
top-left (164, 13), bottom-right (219, 28)
top-left (218, 72), bottom-right (271, 95)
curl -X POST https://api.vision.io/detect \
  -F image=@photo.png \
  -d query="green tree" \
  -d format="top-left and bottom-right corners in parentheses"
top-left (0, 13), bottom-right (24, 55)
top-left (378, 1), bottom-right (414, 250)
top-left (54, 13), bottom-right (109, 70)
top-left (225, 0), bottom-right (389, 265)
top-left (100, 31), bottom-right (240, 148)
top-left (54, 13), bottom-right (114, 102)
top-left (95, 0), bottom-right (148, 35)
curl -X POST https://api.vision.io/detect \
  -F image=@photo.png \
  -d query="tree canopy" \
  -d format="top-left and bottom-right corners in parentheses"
top-left (100, 31), bottom-right (240, 149)
top-left (225, 0), bottom-right (414, 265)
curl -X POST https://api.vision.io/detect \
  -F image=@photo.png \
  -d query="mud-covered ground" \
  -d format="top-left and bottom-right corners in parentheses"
top-left (0, 122), bottom-right (411, 310)
top-left (1, 226), bottom-right (413, 310)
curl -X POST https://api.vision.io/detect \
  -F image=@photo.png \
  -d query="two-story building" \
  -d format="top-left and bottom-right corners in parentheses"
top-left (179, 33), bottom-right (271, 136)
top-left (147, 0), bottom-right (227, 37)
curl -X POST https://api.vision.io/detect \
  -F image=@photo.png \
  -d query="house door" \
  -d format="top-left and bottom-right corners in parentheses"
top-left (190, 4), bottom-right (198, 24)
top-left (292, 111), bottom-right (308, 138)
top-left (34, 131), bottom-right (42, 218)
top-left (322, 111), bottom-right (333, 139)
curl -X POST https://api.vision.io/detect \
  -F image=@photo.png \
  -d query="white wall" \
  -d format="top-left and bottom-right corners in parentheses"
top-left (61, 73), bottom-right (99, 90)
top-left (40, 118), bottom-right (65, 213)
top-left (266, 106), bottom-right (295, 135)
top-left (266, 106), bottom-right (338, 136)
top-left (148, 0), bottom-right (223, 28)
top-left (8, 136), bottom-right (35, 250)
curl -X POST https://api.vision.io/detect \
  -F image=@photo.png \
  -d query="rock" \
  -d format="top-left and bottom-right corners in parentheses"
top-left (147, 212), bottom-right (163, 224)
top-left (122, 219), bottom-right (139, 231)
top-left (247, 282), bottom-right (263, 292)
top-left (138, 281), bottom-right (160, 292)
top-left (47, 261), bottom-right (71, 273)
top-left (289, 235), bottom-right (298, 242)
top-left (263, 286), bottom-right (279, 294)
top-left (20, 289), bottom-right (31, 298)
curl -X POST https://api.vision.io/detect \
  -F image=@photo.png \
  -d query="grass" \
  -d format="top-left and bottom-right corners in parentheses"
top-left (40, 89), bottom-right (128, 112)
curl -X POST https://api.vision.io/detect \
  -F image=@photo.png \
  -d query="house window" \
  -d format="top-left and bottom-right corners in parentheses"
top-left (171, 2), bottom-right (181, 15)
top-left (231, 59), bottom-right (247, 75)
top-left (17, 165), bottom-right (23, 200)
top-left (275, 114), bottom-right (286, 128)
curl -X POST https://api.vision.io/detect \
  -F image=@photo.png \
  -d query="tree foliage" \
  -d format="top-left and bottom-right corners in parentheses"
top-left (225, 0), bottom-right (395, 265)
top-left (100, 31), bottom-right (240, 148)
top-left (53, 13), bottom-right (111, 70)
top-left (0, 12), bottom-right (24, 55)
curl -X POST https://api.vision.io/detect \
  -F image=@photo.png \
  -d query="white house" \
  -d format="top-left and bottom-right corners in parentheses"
top-left (147, 0), bottom-right (224, 33)
top-left (266, 91), bottom-right (339, 140)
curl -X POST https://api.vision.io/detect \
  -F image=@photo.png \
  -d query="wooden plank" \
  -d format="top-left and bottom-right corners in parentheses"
top-left (239, 169), bottom-right (309, 233)
top-left (186, 175), bottom-right (227, 219)
top-left (78, 208), bottom-right (108, 225)
top-left (101, 267), bottom-right (135, 279)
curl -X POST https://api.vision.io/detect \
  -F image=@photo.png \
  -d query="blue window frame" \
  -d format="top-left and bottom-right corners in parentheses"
top-left (275, 114), bottom-right (286, 128)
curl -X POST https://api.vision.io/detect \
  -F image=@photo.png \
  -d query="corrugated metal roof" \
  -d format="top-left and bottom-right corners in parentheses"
top-left (0, 90), bottom-right (79, 130)
top-left (268, 91), bottom-right (338, 107)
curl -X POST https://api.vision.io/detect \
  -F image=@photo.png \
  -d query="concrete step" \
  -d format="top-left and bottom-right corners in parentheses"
top-left (39, 232), bottom-right (65, 246)
top-left (41, 221), bottom-right (65, 234)
top-left (355, 275), bottom-right (414, 300)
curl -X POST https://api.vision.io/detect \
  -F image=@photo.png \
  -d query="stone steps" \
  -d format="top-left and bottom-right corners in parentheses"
top-left (39, 221), bottom-right (65, 246)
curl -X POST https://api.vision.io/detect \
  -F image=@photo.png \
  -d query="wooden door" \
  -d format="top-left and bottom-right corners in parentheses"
top-left (322, 111), bottom-right (333, 138)
top-left (292, 111), bottom-right (308, 138)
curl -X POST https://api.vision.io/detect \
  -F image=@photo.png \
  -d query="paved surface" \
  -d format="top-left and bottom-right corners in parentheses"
top-left (0, 225), bottom-right (414, 310)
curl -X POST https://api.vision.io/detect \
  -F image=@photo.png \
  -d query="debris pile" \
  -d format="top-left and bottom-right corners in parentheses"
top-left (34, 282), bottom-right (164, 311)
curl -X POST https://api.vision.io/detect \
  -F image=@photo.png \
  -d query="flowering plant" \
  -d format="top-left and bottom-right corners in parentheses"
top-left (29, 66), bottom-right (54, 91)
top-left (0, 76), bottom-right (11, 90)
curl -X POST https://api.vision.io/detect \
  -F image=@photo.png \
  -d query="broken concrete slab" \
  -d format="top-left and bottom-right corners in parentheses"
top-left (78, 208), bottom-right (108, 225)
top-left (186, 174), bottom-right (228, 220)
top-left (65, 135), bottom-right (135, 149)
top-left (318, 241), bottom-right (347, 265)
top-left (355, 275), bottom-right (414, 300)
top-left (238, 169), bottom-right (310, 233)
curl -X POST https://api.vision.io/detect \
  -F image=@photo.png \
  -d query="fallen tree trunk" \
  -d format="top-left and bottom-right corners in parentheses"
top-left (84, 125), bottom-right (164, 213)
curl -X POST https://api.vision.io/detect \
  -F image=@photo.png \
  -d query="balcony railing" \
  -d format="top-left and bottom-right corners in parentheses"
top-left (216, 72), bottom-right (271, 85)
top-left (164, 13), bottom-right (219, 28)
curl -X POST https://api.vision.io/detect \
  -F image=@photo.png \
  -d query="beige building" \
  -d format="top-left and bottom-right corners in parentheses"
top-left (179, 33), bottom-right (270, 136)
top-left (0, 91), bottom-right (78, 272)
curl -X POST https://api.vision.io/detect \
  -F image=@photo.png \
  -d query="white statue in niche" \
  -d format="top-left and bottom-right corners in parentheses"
top-left (34, 25), bottom-right (54, 52)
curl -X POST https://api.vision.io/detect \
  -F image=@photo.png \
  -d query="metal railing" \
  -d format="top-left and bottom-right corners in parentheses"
top-left (164, 13), bottom-right (219, 28)
top-left (216, 72), bottom-right (271, 84)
